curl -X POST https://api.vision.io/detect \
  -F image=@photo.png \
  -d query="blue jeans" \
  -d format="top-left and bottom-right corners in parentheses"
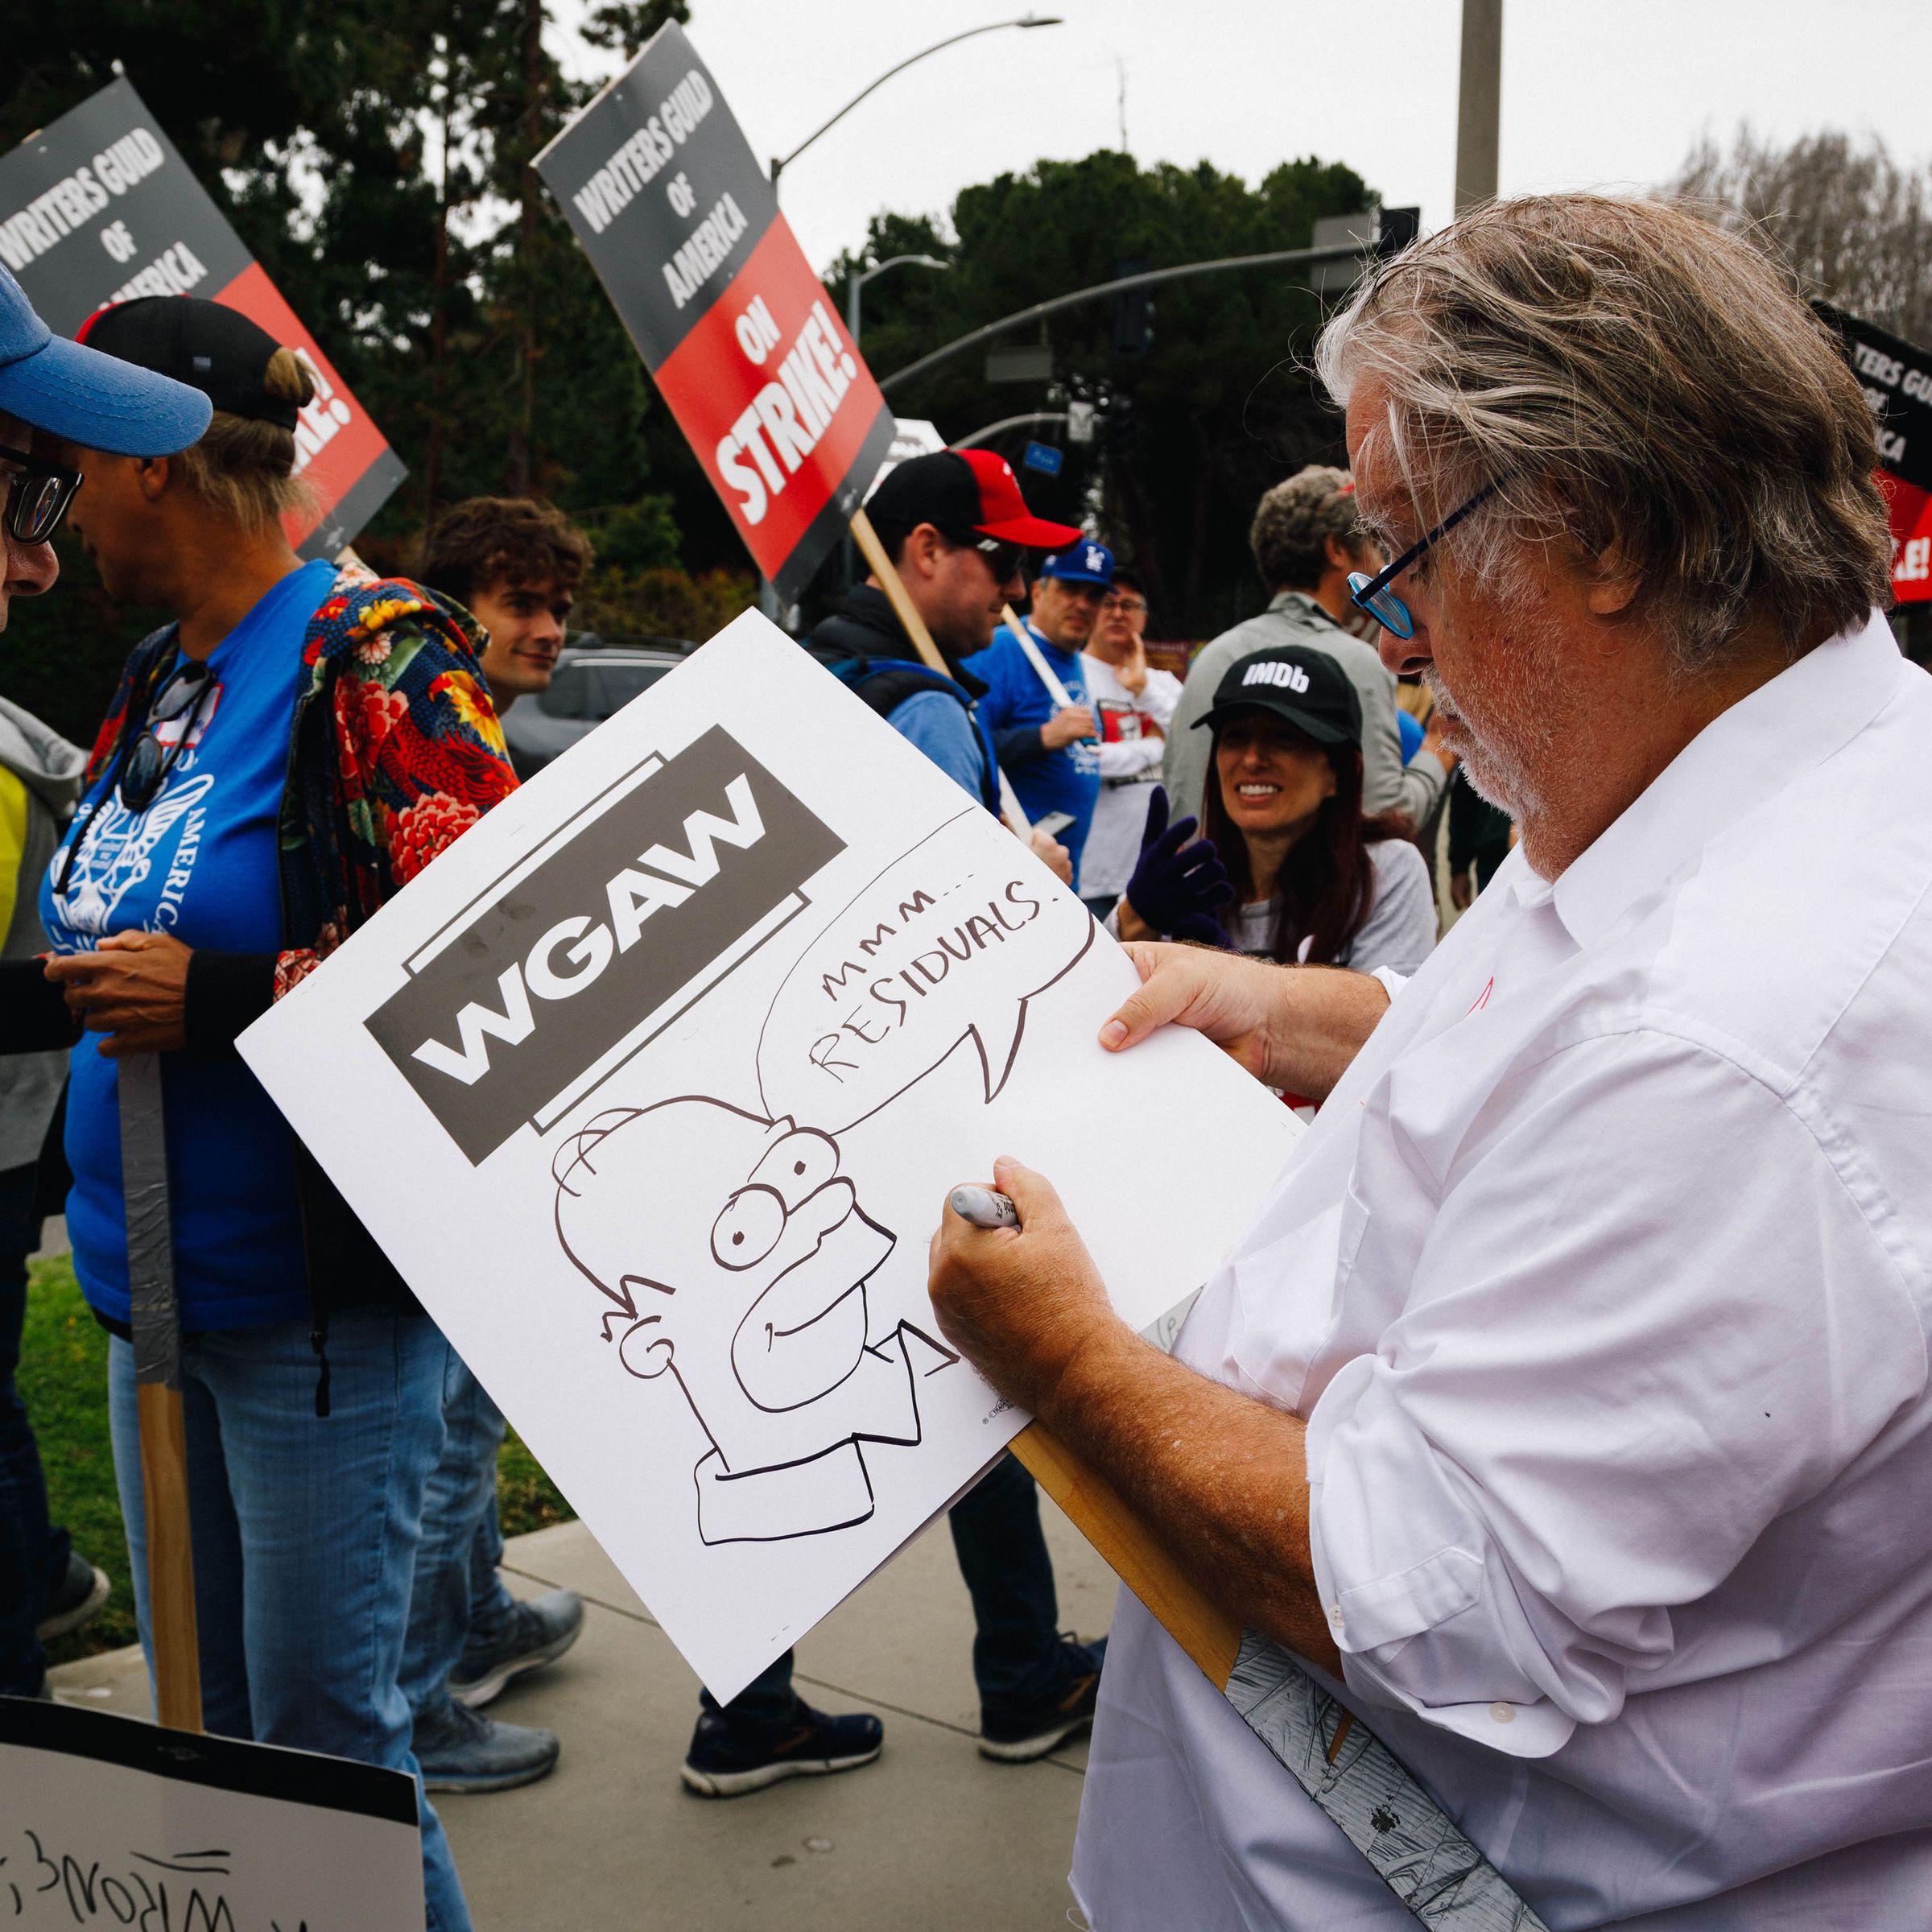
top-left (0, 1163), bottom-right (67, 1695)
top-left (399, 1348), bottom-right (516, 1723)
top-left (108, 1315), bottom-right (472, 1932)
top-left (709, 1451), bottom-right (1062, 1728)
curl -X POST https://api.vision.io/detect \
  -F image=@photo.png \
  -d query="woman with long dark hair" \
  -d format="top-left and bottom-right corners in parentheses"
top-left (1115, 645), bottom-right (1437, 976)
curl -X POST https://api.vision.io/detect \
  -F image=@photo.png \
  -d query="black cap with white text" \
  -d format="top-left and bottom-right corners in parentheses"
top-left (1192, 645), bottom-right (1363, 747)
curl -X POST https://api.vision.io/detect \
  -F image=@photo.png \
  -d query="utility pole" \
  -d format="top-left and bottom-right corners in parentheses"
top-left (1454, 0), bottom-right (1502, 215)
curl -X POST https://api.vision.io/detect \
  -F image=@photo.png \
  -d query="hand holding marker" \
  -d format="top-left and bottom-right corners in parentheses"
top-left (948, 1185), bottom-right (1020, 1229)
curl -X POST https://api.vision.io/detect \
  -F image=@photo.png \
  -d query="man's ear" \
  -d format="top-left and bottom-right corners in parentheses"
top-left (134, 454), bottom-right (172, 504)
top-left (1585, 534), bottom-right (1642, 617)
top-left (1323, 531), bottom-right (1356, 575)
top-left (901, 522), bottom-right (945, 581)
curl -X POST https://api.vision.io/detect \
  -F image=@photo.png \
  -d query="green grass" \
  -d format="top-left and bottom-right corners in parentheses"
top-left (19, 1253), bottom-right (575, 1666)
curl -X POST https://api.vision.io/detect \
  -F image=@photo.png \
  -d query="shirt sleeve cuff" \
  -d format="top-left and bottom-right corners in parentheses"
top-left (1368, 967), bottom-right (1408, 1001)
top-left (1306, 1355), bottom-right (1579, 1758)
top-left (184, 950), bottom-right (279, 1060)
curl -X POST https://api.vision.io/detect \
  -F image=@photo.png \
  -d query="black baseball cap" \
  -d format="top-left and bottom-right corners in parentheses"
top-left (76, 297), bottom-right (301, 431)
top-left (1193, 645), bottom-right (1362, 747)
top-left (867, 448), bottom-right (1080, 550)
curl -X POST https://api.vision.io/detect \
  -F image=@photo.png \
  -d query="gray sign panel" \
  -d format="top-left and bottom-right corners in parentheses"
top-left (367, 725), bottom-right (844, 1163)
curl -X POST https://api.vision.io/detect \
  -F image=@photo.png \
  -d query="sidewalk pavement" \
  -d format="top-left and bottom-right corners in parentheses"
top-left (52, 1494), bottom-right (1118, 1929)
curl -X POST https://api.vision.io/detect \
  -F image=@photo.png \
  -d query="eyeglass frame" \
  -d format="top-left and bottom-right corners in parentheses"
top-left (53, 658), bottom-right (215, 898)
top-left (0, 446), bottom-right (85, 546)
top-left (1347, 480), bottom-right (1503, 641)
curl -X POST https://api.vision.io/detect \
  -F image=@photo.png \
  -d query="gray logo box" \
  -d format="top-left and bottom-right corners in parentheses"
top-left (366, 724), bottom-right (844, 1163)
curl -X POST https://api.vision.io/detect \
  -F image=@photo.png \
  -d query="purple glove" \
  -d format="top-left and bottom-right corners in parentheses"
top-left (1124, 786), bottom-right (1233, 945)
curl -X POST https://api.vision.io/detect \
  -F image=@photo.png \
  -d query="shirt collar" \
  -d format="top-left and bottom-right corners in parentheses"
top-left (1550, 608), bottom-right (1905, 948)
top-left (1267, 590), bottom-right (1342, 630)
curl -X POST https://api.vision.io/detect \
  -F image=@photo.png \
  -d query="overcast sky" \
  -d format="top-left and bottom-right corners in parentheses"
top-left (553, 0), bottom-right (1932, 277)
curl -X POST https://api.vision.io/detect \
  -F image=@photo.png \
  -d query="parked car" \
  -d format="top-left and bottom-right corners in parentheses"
top-left (499, 634), bottom-right (696, 778)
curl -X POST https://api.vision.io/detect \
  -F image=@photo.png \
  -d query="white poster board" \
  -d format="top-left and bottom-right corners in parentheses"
top-left (0, 1696), bottom-right (421, 1926)
top-left (240, 613), bottom-right (1295, 1700)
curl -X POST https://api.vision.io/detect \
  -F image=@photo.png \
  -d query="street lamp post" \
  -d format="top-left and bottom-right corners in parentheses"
top-left (848, 253), bottom-right (950, 346)
top-left (770, 14), bottom-right (1063, 196)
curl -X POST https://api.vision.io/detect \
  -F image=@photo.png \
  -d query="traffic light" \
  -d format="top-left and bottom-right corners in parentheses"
top-left (1111, 257), bottom-right (1154, 358)
top-left (1375, 207), bottom-right (1422, 259)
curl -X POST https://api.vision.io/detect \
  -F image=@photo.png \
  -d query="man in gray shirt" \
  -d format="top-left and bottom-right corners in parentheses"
top-left (1165, 464), bottom-right (1453, 824)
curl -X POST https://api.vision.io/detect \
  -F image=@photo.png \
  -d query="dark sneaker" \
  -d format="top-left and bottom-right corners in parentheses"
top-left (979, 1635), bottom-right (1108, 1762)
top-left (448, 1588), bottom-right (584, 1710)
top-left (414, 1698), bottom-right (560, 1794)
top-left (680, 1696), bottom-right (882, 1798)
top-left (36, 1552), bottom-right (110, 1644)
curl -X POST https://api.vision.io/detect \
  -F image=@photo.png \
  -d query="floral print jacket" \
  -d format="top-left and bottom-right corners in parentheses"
top-left (85, 564), bottom-right (516, 1001)
top-left (83, 565), bottom-right (514, 1349)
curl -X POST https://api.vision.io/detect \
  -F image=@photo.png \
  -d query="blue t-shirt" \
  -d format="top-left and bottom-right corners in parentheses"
top-left (962, 621), bottom-right (1102, 886)
top-left (40, 559), bottom-right (335, 1331)
top-left (886, 688), bottom-right (989, 803)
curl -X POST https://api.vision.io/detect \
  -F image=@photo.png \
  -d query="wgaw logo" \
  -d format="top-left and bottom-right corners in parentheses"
top-left (365, 726), bottom-right (844, 1163)
top-left (1242, 659), bottom-right (1311, 694)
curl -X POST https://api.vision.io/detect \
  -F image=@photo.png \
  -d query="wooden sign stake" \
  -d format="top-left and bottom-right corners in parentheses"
top-left (119, 1052), bottom-right (204, 1734)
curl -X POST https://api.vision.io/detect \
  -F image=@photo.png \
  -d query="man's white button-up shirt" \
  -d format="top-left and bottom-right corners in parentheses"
top-left (1073, 611), bottom-right (1932, 1930)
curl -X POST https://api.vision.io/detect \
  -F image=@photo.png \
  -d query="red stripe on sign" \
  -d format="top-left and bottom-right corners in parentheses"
top-left (652, 217), bottom-right (890, 584)
top-left (210, 262), bottom-right (397, 552)
top-left (1880, 472), bottom-right (1932, 605)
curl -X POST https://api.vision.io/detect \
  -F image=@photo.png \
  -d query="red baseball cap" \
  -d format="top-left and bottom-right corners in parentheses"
top-left (868, 448), bottom-right (1080, 550)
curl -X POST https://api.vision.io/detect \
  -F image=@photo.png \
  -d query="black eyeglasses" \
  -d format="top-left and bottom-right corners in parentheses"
top-left (1, 447), bottom-right (84, 546)
top-left (54, 659), bottom-right (214, 898)
top-left (1348, 481), bottom-right (1503, 640)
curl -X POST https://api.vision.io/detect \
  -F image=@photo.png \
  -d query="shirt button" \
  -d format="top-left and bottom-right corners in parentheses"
top-left (1488, 1702), bottom-right (1515, 1724)
top-left (1327, 1603), bottom-right (1344, 1631)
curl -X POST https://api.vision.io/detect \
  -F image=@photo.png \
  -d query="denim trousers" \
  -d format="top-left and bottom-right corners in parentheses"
top-left (398, 1348), bottom-right (517, 1723)
top-left (0, 1162), bottom-right (67, 1695)
top-left (107, 1315), bottom-right (473, 1932)
top-left (712, 1450), bottom-right (1062, 1728)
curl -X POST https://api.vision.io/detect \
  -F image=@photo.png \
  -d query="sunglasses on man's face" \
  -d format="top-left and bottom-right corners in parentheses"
top-left (0, 447), bottom-right (84, 546)
top-left (945, 530), bottom-right (1026, 584)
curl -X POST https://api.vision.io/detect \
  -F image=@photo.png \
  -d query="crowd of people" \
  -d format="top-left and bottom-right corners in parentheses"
top-left (3, 179), bottom-right (1930, 1932)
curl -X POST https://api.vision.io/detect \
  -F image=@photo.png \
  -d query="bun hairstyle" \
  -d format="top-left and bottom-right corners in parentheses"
top-left (172, 345), bottom-right (319, 532)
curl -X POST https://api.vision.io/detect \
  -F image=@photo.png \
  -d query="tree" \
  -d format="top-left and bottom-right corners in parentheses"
top-left (1674, 129), bottom-right (1932, 348)
top-left (0, 2), bottom-right (733, 743)
top-left (824, 150), bottom-right (1378, 640)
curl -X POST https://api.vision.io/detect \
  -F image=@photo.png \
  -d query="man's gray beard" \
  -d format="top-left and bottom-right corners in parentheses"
top-left (1422, 657), bottom-right (1558, 826)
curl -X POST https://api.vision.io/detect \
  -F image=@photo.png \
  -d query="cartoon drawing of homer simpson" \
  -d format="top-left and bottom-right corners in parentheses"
top-left (553, 1097), bottom-right (958, 1544)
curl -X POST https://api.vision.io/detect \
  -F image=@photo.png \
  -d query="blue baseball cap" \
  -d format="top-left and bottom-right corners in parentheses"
top-left (1038, 539), bottom-right (1115, 588)
top-left (0, 266), bottom-right (211, 456)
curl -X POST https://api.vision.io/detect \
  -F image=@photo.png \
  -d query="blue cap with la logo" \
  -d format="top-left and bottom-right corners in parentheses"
top-left (1037, 539), bottom-right (1115, 588)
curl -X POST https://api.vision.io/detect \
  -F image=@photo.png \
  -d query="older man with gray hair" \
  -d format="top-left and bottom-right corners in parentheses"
top-left (929, 193), bottom-right (1930, 1928)
top-left (1164, 463), bottom-right (1454, 825)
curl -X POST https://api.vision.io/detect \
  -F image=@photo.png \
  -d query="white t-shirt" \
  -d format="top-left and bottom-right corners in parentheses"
top-left (1078, 654), bottom-right (1182, 901)
top-left (1072, 610), bottom-right (1932, 1930)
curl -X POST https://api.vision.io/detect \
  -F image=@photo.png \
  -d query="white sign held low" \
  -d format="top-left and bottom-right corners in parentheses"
top-left (240, 613), bottom-right (1295, 1700)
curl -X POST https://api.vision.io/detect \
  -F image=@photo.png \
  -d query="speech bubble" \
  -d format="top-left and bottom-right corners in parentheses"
top-left (756, 809), bottom-right (1094, 1132)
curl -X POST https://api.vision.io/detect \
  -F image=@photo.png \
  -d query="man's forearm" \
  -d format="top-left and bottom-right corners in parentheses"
top-left (1265, 964), bottom-right (1392, 1102)
top-left (1039, 1319), bottom-right (1341, 1674)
